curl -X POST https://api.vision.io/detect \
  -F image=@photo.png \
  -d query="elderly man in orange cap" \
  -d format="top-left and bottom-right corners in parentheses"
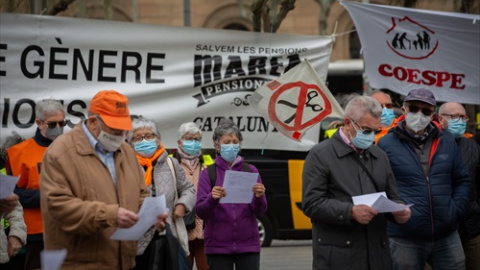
top-left (40, 90), bottom-right (167, 270)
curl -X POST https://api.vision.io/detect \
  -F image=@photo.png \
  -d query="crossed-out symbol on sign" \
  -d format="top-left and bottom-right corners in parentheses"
top-left (278, 90), bottom-right (323, 124)
top-left (268, 81), bottom-right (332, 132)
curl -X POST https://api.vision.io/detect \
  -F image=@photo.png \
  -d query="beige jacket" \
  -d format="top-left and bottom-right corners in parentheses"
top-left (40, 123), bottom-right (149, 270)
top-left (0, 202), bottom-right (27, 264)
top-left (176, 154), bottom-right (205, 241)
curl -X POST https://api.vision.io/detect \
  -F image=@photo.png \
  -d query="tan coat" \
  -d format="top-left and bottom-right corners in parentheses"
top-left (40, 123), bottom-right (149, 270)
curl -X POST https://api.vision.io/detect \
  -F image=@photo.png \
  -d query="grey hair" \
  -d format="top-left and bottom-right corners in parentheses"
top-left (177, 122), bottom-right (202, 140)
top-left (344, 96), bottom-right (382, 121)
top-left (127, 117), bottom-right (160, 143)
top-left (213, 118), bottom-right (243, 143)
top-left (35, 99), bottom-right (64, 120)
top-left (0, 131), bottom-right (25, 164)
top-left (338, 93), bottom-right (360, 109)
top-left (369, 89), bottom-right (391, 98)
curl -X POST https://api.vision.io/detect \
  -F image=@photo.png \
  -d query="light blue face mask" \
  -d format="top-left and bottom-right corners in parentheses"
top-left (134, 139), bottom-right (158, 157)
top-left (182, 140), bottom-right (202, 156)
top-left (381, 107), bottom-right (395, 127)
top-left (220, 144), bottom-right (240, 162)
top-left (352, 131), bottom-right (375, 149)
top-left (447, 119), bottom-right (466, 138)
top-left (350, 123), bottom-right (375, 150)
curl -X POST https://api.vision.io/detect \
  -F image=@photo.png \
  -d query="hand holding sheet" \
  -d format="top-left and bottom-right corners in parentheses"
top-left (110, 195), bottom-right (167, 241)
top-left (220, 170), bottom-right (259, 204)
top-left (352, 192), bottom-right (413, 213)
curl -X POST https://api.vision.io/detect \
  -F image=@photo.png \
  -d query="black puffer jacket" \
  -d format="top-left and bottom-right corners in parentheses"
top-left (456, 137), bottom-right (480, 238)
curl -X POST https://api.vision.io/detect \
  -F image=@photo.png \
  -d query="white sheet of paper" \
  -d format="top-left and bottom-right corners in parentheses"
top-left (40, 249), bottom-right (67, 270)
top-left (352, 192), bottom-right (413, 213)
top-left (0, 174), bottom-right (19, 199)
top-left (110, 195), bottom-right (166, 241)
top-left (352, 191), bottom-right (386, 206)
top-left (371, 195), bottom-right (414, 213)
top-left (220, 170), bottom-right (259, 204)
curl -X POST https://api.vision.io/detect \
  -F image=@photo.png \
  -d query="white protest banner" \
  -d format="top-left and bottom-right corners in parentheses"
top-left (251, 60), bottom-right (343, 141)
top-left (0, 13), bottom-right (333, 151)
top-left (341, 1), bottom-right (480, 104)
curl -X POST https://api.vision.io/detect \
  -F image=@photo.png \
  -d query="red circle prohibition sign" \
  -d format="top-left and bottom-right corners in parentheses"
top-left (268, 81), bottom-right (332, 131)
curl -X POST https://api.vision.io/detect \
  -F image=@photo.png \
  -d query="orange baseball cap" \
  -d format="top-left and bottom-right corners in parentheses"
top-left (89, 90), bottom-right (133, 131)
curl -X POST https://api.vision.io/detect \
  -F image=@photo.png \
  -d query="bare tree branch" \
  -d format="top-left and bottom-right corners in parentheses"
top-left (251, 0), bottom-right (269, 32)
top-left (270, 0), bottom-right (295, 32)
top-left (44, 0), bottom-right (76, 15)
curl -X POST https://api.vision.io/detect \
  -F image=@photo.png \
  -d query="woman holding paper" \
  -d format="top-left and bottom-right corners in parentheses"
top-left (127, 117), bottom-right (195, 270)
top-left (195, 118), bottom-right (267, 270)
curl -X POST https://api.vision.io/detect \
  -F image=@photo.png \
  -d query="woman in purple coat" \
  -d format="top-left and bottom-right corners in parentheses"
top-left (195, 118), bottom-right (267, 270)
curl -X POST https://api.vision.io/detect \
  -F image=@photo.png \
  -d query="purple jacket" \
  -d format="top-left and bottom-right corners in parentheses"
top-left (195, 155), bottom-right (267, 254)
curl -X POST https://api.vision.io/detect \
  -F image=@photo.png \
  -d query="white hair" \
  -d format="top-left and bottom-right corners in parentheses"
top-left (344, 96), bottom-right (382, 121)
top-left (35, 99), bottom-right (64, 120)
top-left (177, 122), bottom-right (202, 140)
top-left (127, 116), bottom-right (160, 143)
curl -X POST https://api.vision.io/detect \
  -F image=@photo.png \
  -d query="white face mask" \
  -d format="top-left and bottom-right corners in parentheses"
top-left (97, 130), bottom-right (124, 152)
top-left (405, 112), bottom-right (431, 132)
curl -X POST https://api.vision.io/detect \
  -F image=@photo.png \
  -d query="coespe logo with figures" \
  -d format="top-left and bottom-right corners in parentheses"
top-left (386, 16), bottom-right (438, 60)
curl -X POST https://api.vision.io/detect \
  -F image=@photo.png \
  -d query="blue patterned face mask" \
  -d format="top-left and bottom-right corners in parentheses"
top-left (381, 107), bottom-right (395, 127)
top-left (447, 119), bottom-right (466, 138)
top-left (220, 144), bottom-right (240, 162)
top-left (182, 140), bottom-right (202, 156)
top-left (134, 139), bottom-right (158, 157)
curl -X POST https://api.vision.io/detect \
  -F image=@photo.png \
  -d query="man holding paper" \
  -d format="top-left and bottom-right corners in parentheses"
top-left (302, 96), bottom-right (411, 270)
top-left (40, 90), bottom-right (167, 270)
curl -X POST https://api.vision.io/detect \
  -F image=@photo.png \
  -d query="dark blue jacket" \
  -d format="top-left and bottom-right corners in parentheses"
top-left (377, 121), bottom-right (470, 240)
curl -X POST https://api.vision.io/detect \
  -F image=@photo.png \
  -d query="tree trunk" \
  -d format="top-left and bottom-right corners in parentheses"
top-left (44, 0), bottom-right (76, 15)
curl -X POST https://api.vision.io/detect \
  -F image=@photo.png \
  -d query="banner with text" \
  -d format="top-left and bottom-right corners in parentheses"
top-left (342, 1), bottom-right (480, 104)
top-left (0, 13), bottom-right (333, 150)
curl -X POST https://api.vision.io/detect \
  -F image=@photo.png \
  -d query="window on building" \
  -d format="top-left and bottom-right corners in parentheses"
top-left (223, 23), bottom-right (249, 31)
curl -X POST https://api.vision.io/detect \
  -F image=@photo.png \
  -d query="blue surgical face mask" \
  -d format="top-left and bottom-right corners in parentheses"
top-left (134, 139), bottom-right (158, 157)
top-left (182, 140), bottom-right (202, 156)
top-left (351, 127), bottom-right (375, 150)
top-left (220, 144), bottom-right (240, 162)
top-left (381, 107), bottom-right (395, 127)
top-left (447, 119), bottom-right (466, 138)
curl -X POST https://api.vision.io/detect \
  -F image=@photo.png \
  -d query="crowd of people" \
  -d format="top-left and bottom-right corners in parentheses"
top-left (0, 87), bottom-right (478, 270)
top-left (0, 90), bottom-right (266, 270)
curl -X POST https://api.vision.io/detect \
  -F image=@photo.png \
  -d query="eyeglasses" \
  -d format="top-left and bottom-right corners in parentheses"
top-left (351, 119), bottom-right (381, 135)
top-left (381, 103), bottom-right (394, 109)
top-left (441, 114), bottom-right (469, 122)
top-left (407, 105), bottom-right (434, 116)
top-left (131, 133), bottom-right (157, 143)
top-left (43, 120), bottom-right (67, 129)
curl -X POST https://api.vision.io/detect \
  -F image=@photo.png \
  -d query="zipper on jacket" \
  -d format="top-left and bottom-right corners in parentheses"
top-left (425, 176), bottom-right (434, 240)
top-left (408, 140), bottom-right (436, 240)
top-left (233, 204), bottom-right (237, 252)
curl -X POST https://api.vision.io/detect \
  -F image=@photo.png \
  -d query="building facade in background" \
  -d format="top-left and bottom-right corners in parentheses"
top-left (2, 0), bottom-right (479, 62)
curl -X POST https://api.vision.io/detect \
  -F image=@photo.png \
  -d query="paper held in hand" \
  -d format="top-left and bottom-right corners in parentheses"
top-left (352, 192), bottom-right (413, 213)
top-left (220, 170), bottom-right (259, 204)
top-left (110, 195), bottom-right (167, 241)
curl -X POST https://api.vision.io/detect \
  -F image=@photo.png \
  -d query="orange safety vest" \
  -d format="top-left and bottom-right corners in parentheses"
top-left (6, 137), bottom-right (47, 235)
top-left (374, 118), bottom-right (400, 145)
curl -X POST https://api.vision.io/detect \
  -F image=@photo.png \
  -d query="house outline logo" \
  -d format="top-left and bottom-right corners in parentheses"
top-left (386, 16), bottom-right (438, 60)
